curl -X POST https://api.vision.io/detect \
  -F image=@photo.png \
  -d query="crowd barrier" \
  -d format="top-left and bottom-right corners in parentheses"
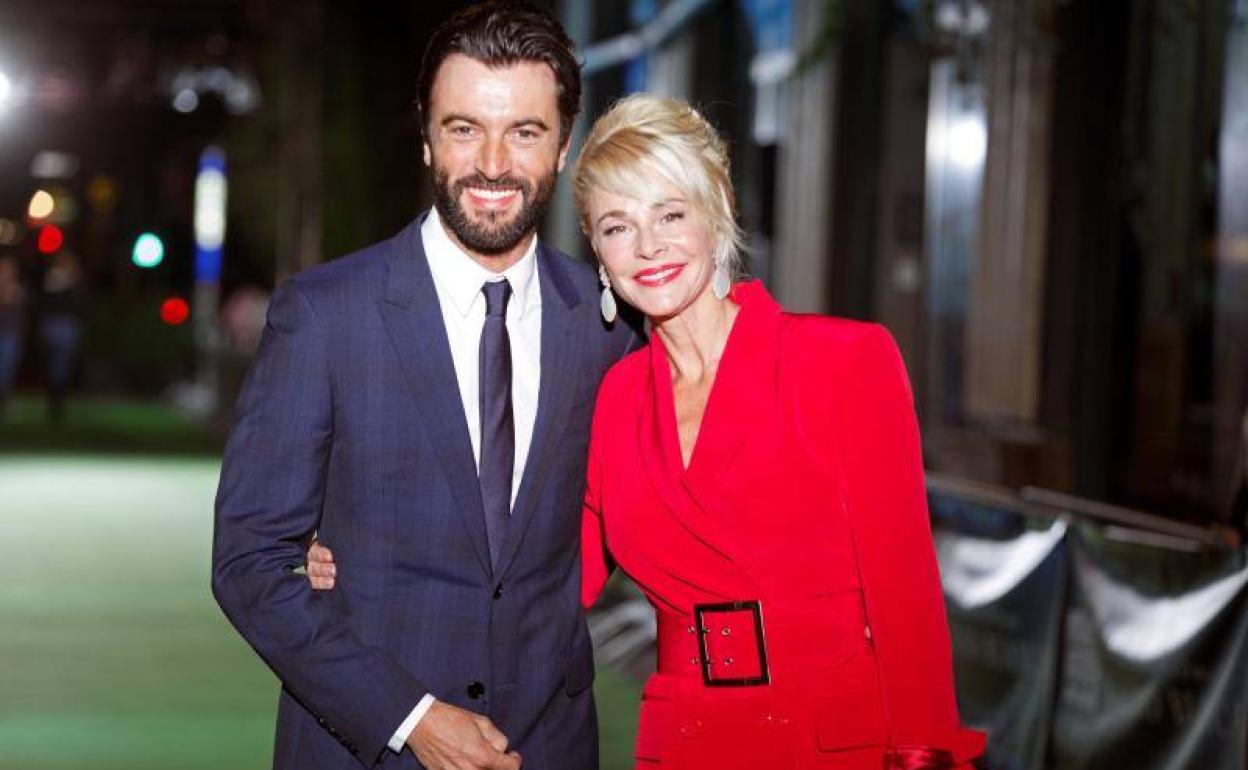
top-left (931, 474), bottom-right (1248, 770)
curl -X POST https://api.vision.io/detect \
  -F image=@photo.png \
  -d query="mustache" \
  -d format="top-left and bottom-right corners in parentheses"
top-left (452, 172), bottom-right (531, 195)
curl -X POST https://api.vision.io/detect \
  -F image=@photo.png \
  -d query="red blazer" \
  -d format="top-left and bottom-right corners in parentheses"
top-left (582, 281), bottom-right (984, 769)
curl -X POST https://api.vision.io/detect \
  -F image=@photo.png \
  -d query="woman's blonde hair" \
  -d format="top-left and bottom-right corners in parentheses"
top-left (573, 94), bottom-right (745, 274)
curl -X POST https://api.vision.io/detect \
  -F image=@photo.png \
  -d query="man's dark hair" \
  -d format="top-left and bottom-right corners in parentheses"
top-left (417, 1), bottom-right (582, 145)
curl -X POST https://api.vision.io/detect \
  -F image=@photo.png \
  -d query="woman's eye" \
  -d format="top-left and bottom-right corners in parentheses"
top-left (601, 225), bottom-right (625, 237)
top-left (661, 211), bottom-right (685, 224)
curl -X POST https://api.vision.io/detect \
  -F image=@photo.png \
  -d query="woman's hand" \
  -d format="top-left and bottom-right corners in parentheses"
top-left (306, 540), bottom-right (337, 590)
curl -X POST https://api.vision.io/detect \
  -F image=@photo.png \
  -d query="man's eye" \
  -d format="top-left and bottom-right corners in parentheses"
top-left (450, 125), bottom-right (476, 136)
top-left (516, 129), bottom-right (539, 140)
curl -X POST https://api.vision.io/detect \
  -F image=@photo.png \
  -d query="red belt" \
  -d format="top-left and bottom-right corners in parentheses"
top-left (655, 592), bottom-right (873, 687)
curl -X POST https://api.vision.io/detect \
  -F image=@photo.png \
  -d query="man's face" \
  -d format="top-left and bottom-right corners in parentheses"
top-left (424, 54), bottom-right (569, 261)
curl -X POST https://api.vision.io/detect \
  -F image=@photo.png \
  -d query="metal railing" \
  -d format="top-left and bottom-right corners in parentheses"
top-left (927, 472), bottom-right (1238, 550)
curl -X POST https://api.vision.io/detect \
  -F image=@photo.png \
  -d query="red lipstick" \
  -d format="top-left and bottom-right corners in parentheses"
top-left (633, 263), bottom-right (685, 287)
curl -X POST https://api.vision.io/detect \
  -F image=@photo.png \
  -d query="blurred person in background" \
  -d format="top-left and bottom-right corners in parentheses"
top-left (220, 285), bottom-right (270, 356)
top-left (212, 3), bottom-right (635, 770)
top-left (0, 254), bottom-right (26, 421)
top-left (38, 252), bottom-right (86, 424)
top-left (313, 94), bottom-right (985, 769)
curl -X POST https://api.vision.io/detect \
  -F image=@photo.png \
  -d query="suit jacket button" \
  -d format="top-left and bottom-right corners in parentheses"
top-left (493, 583), bottom-right (503, 600)
top-left (467, 681), bottom-right (486, 699)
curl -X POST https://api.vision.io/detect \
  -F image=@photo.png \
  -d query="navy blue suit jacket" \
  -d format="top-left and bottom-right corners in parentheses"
top-left (212, 216), bottom-right (636, 769)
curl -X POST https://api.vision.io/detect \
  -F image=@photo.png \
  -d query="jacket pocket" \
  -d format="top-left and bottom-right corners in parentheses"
top-left (812, 655), bottom-right (888, 752)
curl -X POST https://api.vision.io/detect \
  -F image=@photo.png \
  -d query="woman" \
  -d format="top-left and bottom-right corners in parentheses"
top-left (311, 94), bottom-right (984, 769)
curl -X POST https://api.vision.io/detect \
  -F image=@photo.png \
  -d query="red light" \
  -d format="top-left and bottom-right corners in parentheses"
top-left (160, 297), bottom-right (190, 325)
top-left (37, 225), bottom-right (64, 254)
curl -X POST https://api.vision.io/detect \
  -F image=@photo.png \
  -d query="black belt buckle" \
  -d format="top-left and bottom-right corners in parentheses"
top-left (693, 600), bottom-right (770, 687)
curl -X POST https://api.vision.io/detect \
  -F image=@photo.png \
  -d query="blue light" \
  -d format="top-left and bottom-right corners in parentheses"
top-left (194, 146), bottom-right (227, 282)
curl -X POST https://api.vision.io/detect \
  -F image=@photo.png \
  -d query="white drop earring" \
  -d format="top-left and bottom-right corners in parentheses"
top-left (598, 264), bottom-right (618, 323)
top-left (711, 257), bottom-right (731, 300)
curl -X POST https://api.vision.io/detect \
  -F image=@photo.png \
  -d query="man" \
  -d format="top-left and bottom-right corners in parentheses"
top-left (212, 4), bottom-right (635, 769)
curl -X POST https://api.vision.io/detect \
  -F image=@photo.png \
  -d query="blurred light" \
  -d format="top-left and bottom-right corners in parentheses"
top-left (935, 4), bottom-right (962, 30)
top-left (47, 190), bottom-right (79, 225)
top-left (948, 117), bottom-right (988, 170)
top-left (224, 76), bottom-right (260, 115)
top-left (132, 232), bottom-right (165, 268)
top-left (168, 65), bottom-right (261, 116)
top-left (194, 146), bottom-right (227, 282)
top-left (28, 189), bottom-right (55, 220)
top-left (966, 6), bottom-right (990, 34)
top-left (31, 151), bottom-right (80, 179)
top-left (0, 218), bottom-right (19, 246)
top-left (87, 176), bottom-right (119, 214)
top-left (160, 297), bottom-right (190, 326)
top-left (172, 88), bottom-right (198, 114)
top-left (0, 70), bottom-right (10, 110)
top-left (204, 66), bottom-right (231, 93)
top-left (36, 224), bottom-right (63, 254)
top-left (934, 1), bottom-right (990, 35)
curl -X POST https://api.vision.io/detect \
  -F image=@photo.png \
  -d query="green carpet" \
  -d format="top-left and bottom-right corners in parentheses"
top-left (0, 396), bottom-right (224, 456)
top-left (0, 456), bottom-right (639, 769)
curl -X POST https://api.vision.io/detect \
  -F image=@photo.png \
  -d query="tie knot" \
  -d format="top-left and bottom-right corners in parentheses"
top-left (482, 279), bottom-right (512, 319)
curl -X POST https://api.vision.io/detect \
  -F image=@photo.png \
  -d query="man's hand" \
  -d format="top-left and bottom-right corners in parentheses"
top-left (306, 540), bottom-right (336, 590)
top-left (407, 701), bottom-right (521, 770)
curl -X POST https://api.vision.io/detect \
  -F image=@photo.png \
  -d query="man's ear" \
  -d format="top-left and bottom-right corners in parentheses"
top-left (422, 141), bottom-right (432, 167)
top-left (556, 137), bottom-right (571, 173)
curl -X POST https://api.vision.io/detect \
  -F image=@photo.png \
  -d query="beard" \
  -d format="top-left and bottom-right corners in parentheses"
top-left (433, 165), bottom-right (557, 256)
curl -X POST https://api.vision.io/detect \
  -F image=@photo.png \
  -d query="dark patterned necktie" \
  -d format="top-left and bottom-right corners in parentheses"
top-left (479, 279), bottom-right (513, 570)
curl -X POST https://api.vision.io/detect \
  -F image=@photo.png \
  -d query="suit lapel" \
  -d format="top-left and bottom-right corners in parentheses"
top-left (377, 220), bottom-right (492, 576)
top-left (495, 245), bottom-right (587, 577)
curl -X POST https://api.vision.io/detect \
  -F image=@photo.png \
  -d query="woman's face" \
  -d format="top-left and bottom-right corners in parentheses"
top-left (587, 177), bottom-right (717, 323)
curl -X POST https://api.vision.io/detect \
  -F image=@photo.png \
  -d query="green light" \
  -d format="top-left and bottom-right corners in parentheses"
top-left (132, 233), bottom-right (165, 268)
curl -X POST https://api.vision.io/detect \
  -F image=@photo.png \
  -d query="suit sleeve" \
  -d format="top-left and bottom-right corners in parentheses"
top-left (835, 326), bottom-right (984, 765)
top-left (580, 393), bottom-right (613, 610)
top-left (581, 320), bottom-right (641, 610)
top-left (211, 281), bottom-right (427, 765)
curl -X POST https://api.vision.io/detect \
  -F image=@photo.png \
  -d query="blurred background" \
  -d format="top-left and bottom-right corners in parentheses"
top-left (1, 0), bottom-right (1246, 768)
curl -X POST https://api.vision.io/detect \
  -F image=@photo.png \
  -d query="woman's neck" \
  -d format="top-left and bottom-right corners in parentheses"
top-left (652, 291), bottom-right (739, 384)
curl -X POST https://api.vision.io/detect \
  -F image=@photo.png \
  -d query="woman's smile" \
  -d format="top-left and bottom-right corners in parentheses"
top-left (633, 263), bottom-right (687, 286)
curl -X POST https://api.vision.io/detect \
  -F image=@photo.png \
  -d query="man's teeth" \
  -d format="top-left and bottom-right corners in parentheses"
top-left (470, 188), bottom-right (517, 200)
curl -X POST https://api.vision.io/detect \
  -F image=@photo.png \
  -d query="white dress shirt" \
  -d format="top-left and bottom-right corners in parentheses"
top-left (389, 207), bottom-right (542, 753)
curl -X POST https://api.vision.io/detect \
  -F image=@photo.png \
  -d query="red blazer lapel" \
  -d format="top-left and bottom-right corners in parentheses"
top-left (640, 281), bottom-right (784, 578)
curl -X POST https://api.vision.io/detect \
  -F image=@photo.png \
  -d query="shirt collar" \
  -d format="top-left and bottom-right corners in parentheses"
top-left (421, 206), bottom-right (541, 319)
